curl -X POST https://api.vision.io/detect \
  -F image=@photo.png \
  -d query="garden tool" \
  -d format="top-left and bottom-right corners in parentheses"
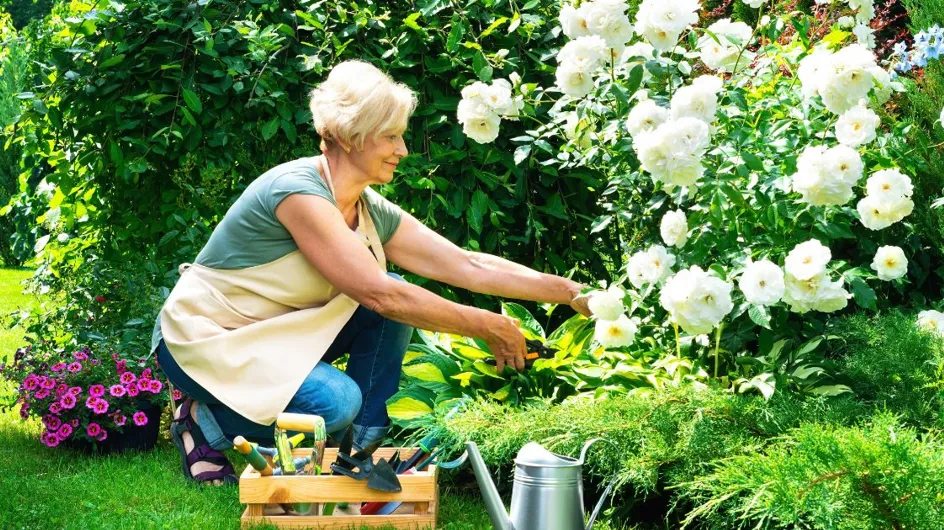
top-left (361, 448), bottom-right (469, 516)
top-left (233, 436), bottom-right (273, 476)
top-left (329, 427), bottom-right (402, 492)
top-left (275, 413), bottom-right (326, 516)
top-left (466, 438), bottom-right (615, 530)
top-left (484, 338), bottom-right (559, 370)
top-left (271, 456), bottom-right (313, 475)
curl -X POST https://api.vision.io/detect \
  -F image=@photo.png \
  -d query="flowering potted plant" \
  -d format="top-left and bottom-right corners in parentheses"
top-left (1, 343), bottom-right (172, 452)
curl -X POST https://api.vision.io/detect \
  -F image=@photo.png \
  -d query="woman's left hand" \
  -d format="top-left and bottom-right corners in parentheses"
top-left (570, 288), bottom-right (593, 318)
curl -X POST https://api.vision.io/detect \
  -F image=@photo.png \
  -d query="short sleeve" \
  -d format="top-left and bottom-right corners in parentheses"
top-left (262, 161), bottom-right (336, 218)
top-left (363, 187), bottom-right (404, 244)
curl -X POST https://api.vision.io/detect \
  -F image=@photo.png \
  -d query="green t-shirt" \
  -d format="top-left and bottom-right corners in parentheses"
top-left (150, 156), bottom-right (404, 352)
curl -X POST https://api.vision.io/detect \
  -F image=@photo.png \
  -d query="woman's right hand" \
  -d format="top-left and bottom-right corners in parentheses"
top-left (484, 314), bottom-right (528, 373)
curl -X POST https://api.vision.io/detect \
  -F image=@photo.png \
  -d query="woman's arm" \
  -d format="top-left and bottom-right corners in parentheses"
top-left (276, 194), bottom-right (529, 371)
top-left (385, 214), bottom-right (589, 309)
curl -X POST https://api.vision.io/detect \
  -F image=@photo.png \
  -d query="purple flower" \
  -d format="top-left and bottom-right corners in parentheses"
top-left (34, 388), bottom-right (50, 399)
top-left (116, 360), bottom-right (127, 373)
top-left (57, 423), bottom-right (73, 439)
top-left (42, 432), bottom-right (60, 447)
top-left (19, 407), bottom-right (29, 420)
top-left (60, 394), bottom-right (76, 409)
top-left (92, 400), bottom-right (109, 415)
top-left (132, 411), bottom-right (148, 426)
top-left (55, 384), bottom-right (68, 396)
top-left (86, 396), bottom-right (100, 409)
top-left (114, 415), bottom-right (127, 427)
top-left (148, 380), bottom-right (163, 393)
top-left (96, 430), bottom-right (107, 442)
top-left (70, 419), bottom-right (79, 428)
top-left (109, 385), bottom-right (126, 397)
top-left (126, 384), bottom-right (139, 397)
top-left (23, 375), bottom-right (38, 390)
top-left (86, 423), bottom-right (102, 437)
top-left (69, 386), bottom-right (82, 395)
top-left (51, 362), bottom-right (66, 372)
top-left (142, 368), bottom-right (153, 379)
top-left (42, 415), bottom-right (61, 429)
top-left (48, 402), bottom-right (62, 414)
top-left (67, 362), bottom-right (82, 373)
top-left (172, 389), bottom-right (183, 401)
top-left (136, 379), bottom-right (150, 391)
top-left (40, 377), bottom-right (56, 389)
top-left (89, 385), bottom-right (105, 398)
top-left (119, 372), bottom-right (136, 385)
top-left (73, 350), bottom-right (88, 361)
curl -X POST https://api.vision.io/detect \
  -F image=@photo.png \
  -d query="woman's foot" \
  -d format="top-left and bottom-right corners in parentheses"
top-left (170, 397), bottom-right (237, 486)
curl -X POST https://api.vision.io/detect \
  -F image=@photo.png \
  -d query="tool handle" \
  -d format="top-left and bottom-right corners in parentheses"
top-left (276, 412), bottom-right (322, 432)
top-left (234, 436), bottom-right (273, 476)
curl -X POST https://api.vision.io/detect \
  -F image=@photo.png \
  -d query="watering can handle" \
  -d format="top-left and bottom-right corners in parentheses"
top-left (578, 438), bottom-right (617, 530)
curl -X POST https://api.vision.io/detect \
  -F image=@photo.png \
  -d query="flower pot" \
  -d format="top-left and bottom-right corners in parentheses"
top-left (63, 402), bottom-right (164, 454)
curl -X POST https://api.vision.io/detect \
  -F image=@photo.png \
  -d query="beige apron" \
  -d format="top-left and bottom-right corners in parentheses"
top-left (160, 155), bottom-right (386, 425)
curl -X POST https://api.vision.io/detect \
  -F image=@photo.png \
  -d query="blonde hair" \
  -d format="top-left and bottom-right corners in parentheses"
top-left (309, 60), bottom-right (418, 152)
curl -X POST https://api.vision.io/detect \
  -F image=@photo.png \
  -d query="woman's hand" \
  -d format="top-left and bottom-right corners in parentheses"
top-left (569, 285), bottom-right (594, 318)
top-left (483, 314), bottom-right (528, 372)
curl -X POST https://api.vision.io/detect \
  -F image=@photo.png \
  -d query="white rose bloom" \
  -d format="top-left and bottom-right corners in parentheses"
top-left (660, 209), bottom-right (689, 248)
top-left (457, 85), bottom-right (493, 123)
top-left (594, 314), bottom-right (638, 348)
top-left (635, 117), bottom-right (710, 188)
top-left (583, 3), bottom-right (634, 49)
top-left (698, 19), bottom-right (754, 72)
top-left (790, 145), bottom-right (860, 206)
top-left (669, 82), bottom-right (719, 123)
top-left (563, 112), bottom-right (593, 149)
top-left (835, 103), bottom-right (880, 147)
top-left (856, 193), bottom-right (915, 230)
top-left (797, 48), bottom-right (833, 99)
top-left (57, 233), bottom-right (70, 243)
top-left (637, 0), bottom-right (700, 34)
top-left (785, 239), bottom-right (831, 281)
top-left (822, 144), bottom-right (864, 187)
top-left (838, 15), bottom-right (855, 28)
top-left (638, 24), bottom-right (682, 52)
top-left (622, 41), bottom-right (656, 61)
top-left (853, 23), bottom-right (876, 50)
top-left (560, 4), bottom-right (590, 38)
top-left (556, 64), bottom-right (596, 97)
top-left (558, 35), bottom-right (609, 72)
top-left (462, 113), bottom-right (501, 144)
top-left (783, 271), bottom-right (850, 314)
top-left (739, 260), bottom-right (785, 306)
top-left (743, 0), bottom-right (765, 7)
top-left (483, 79), bottom-right (514, 115)
top-left (871, 246), bottom-right (908, 281)
top-left (626, 99), bottom-right (668, 137)
top-left (588, 285), bottom-right (626, 320)
top-left (627, 245), bottom-right (676, 288)
top-left (870, 66), bottom-right (894, 105)
top-left (813, 278), bottom-right (851, 313)
top-left (817, 44), bottom-right (878, 114)
top-left (917, 310), bottom-right (944, 337)
top-left (865, 168), bottom-right (913, 199)
top-left (659, 265), bottom-right (734, 334)
top-left (849, 0), bottom-right (875, 23)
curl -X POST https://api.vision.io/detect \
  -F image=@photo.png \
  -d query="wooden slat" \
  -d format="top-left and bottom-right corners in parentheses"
top-left (241, 513), bottom-right (435, 530)
top-left (240, 473), bottom-right (436, 503)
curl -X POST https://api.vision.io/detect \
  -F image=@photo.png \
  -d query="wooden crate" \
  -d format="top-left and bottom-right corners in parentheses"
top-left (239, 447), bottom-right (438, 529)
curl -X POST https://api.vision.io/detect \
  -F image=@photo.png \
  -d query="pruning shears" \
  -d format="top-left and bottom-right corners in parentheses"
top-left (484, 338), bottom-right (559, 370)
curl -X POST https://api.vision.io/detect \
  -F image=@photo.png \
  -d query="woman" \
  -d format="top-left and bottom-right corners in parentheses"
top-left (152, 60), bottom-right (593, 485)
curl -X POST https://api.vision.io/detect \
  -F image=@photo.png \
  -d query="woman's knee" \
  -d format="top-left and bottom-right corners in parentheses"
top-left (325, 374), bottom-right (362, 430)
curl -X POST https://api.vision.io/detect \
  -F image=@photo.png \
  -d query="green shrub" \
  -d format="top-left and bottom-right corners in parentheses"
top-left (0, 11), bottom-right (28, 267)
top-left (678, 412), bottom-right (944, 529)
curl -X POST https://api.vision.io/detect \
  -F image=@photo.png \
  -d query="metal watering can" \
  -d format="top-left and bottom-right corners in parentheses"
top-left (465, 439), bottom-right (614, 530)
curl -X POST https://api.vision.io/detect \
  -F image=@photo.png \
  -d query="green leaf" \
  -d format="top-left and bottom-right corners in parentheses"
top-left (99, 54), bottom-right (126, 68)
top-left (182, 89), bottom-right (202, 114)
top-left (741, 152), bottom-right (764, 172)
top-left (849, 276), bottom-right (877, 310)
top-left (501, 302), bottom-right (545, 339)
top-left (468, 189), bottom-right (488, 233)
top-left (386, 387), bottom-right (436, 424)
top-left (403, 12), bottom-right (422, 31)
top-left (627, 65), bottom-right (644, 95)
top-left (261, 119), bottom-right (280, 140)
top-left (748, 305), bottom-right (771, 329)
top-left (446, 18), bottom-right (464, 53)
top-left (513, 144), bottom-right (531, 166)
top-left (403, 362), bottom-right (448, 385)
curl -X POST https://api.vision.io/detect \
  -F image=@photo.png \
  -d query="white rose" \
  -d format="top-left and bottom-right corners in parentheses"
top-left (822, 144), bottom-right (864, 187)
top-left (594, 314), bottom-right (638, 348)
top-left (622, 41), bottom-right (655, 61)
top-left (812, 279), bottom-right (851, 313)
top-left (627, 245), bottom-right (676, 288)
top-left (560, 4), bottom-right (590, 38)
top-left (739, 260), bottom-right (785, 306)
top-left (626, 99), bottom-right (668, 137)
top-left (856, 193), bottom-right (914, 230)
top-left (583, 2), bottom-right (634, 49)
top-left (865, 168), bottom-right (913, 199)
top-left (555, 64), bottom-right (596, 97)
top-left (871, 245), bottom-right (908, 281)
top-left (838, 16), bottom-right (855, 28)
top-left (853, 23), bottom-right (876, 50)
top-left (835, 102), bottom-right (880, 147)
top-left (462, 113), bottom-right (501, 144)
top-left (660, 209), bottom-right (689, 248)
top-left (635, 118), bottom-right (709, 188)
top-left (783, 271), bottom-right (849, 314)
top-left (563, 112), bottom-right (593, 149)
top-left (659, 265), bottom-right (734, 334)
top-left (637, 23), bottom-right (682, 51)
top-left (588, 285), bottom-right (626, 320)
top-left (669, 84), bottom-right (719, 123)
top-left (785, 239), bottom-right (831, 281)
top-left (870, 66), bottom-right (894, 105)
top-left (917, 310), bottom-right (944, 337)
top-left (558, 35), bottom-right (609, 72)
top-left (483, 79), bottom-right (514, 115)
top-left (818, 44), bottom-right (878, 114)
top-left (849, 0), bottom-right (875, 23)
top-left (797, 48), bottom-right (833, 99)
top-left (637, 0), bottom-right (700, 34)
top-left (698, 19), bottom-right (754, 72)
top-left (790, 145), bottom-right (860, 206)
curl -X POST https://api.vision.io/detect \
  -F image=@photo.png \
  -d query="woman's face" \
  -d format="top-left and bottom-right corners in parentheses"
top-left (348, 131), bottom-right (408, 184)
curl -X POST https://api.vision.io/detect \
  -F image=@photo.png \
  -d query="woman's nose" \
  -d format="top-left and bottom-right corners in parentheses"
top-left (395, 137), bottom-right (408, 157)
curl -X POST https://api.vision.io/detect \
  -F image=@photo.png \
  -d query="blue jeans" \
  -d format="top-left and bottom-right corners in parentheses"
top-left (157, 272), bottom-right (413, 450)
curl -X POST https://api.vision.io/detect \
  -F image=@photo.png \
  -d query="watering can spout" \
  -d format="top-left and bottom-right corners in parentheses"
top-left (465, 442), bottom-right (514, 530)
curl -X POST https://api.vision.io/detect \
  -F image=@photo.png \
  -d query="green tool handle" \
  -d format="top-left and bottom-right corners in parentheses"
top-left (234, 436), bottom-right (272, 476)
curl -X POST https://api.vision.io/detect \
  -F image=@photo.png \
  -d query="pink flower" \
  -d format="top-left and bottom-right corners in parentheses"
top-left (67, 362), bottom-right (82, 373)
top-left (96, 430), bottom-right (107, 442)
top-left (40, 377), bottom-right (56, 389)
top-left (114, 415), bottom-right (127, 427)
top-left (89, 385), bottom-right (105, 398)
top-left (119, 372), bottom-right (136, 385)
top-left (73, 350), bottom-right (88, 361)
top-left (148, 380), bottom-right (163, 393)
top-left (19, 407), bottom-right (29, 420)
top-left (60, 394), bottom-right (76, 409)
top-left (69, 386), bottom-right (82, 395)
top-left (172, 389), bottom-right (183, 401)
top-left (90, 359), bottom-right (100, 366)
top-left (86, 423), bottom-right (101, 437)
top-left (126, 385), bottom-right (139, 397)
top-left (132, 411), bottom-right (148, 426)
top-left (92, 400), bottom-right (109, 415)
top-left (57, 423), bottom-right (73, 439)
top-left (48, 402), bottom-right (62, 414)
top-left (116, 360), bottom-right (127, 373)
top-left (142, 368), bottom-right (153, 378)
top-left (51, 363), bottom-right (66, 372)
top-left (43, 415), bottom-right (61, 430)
top-left (109, 385), bottom-right (126, 397)
top-left (70, 419), bottom-right (79, 428)
top-left (23, 375), bottom-right (38, 390)
top-left (55, 384), bottom-right (68, 396)
top-left (42, 432), bottom-right (60, 447)
top-left (136, 379), bottom-right (149, 391)
top-left (86, 396), bottom-right (99, 409)
top-left (34, 388), bottom-right (50, 399)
